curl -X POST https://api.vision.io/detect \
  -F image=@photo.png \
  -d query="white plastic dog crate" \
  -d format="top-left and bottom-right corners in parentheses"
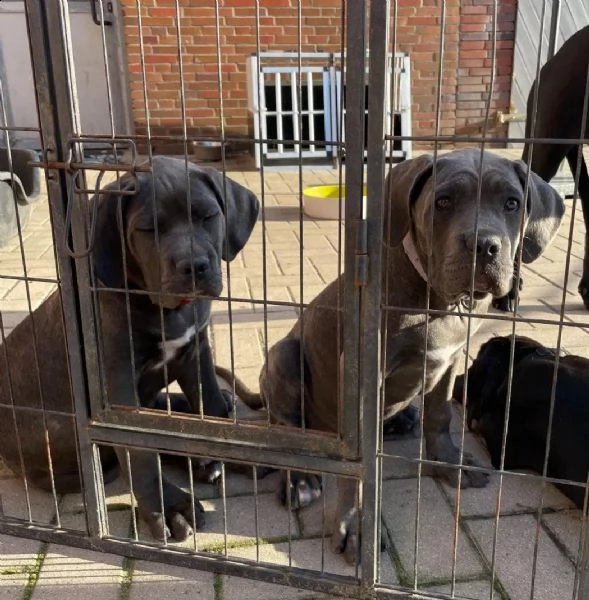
top-left (246, 51), bottom-right (412, 169)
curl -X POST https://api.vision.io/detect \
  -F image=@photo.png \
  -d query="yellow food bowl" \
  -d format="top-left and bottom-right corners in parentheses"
top-left (302, 184), bottom-right (367, 220)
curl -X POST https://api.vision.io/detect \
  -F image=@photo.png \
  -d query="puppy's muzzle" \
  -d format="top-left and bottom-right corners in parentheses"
top-left (178, 256), bottom-right (211, 279)
top-left (463, 230), bottom-right (502, 267)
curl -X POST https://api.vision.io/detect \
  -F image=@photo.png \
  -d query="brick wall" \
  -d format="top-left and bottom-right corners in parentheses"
top-left (455, 0), bottom-right (517, 143)
top-left (119, 0), bottom-right (517, 152)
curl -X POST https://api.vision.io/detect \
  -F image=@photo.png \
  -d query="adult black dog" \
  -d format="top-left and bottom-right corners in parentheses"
top-left (0, 156), bottom-right (259, 540)
top-left (494, 24), bottom-right (589, 312)
top-left (453, 335), bottom-right (589, 508)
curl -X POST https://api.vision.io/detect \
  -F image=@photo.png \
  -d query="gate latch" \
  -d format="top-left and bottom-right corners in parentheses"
top-left (354, 219), bottom-right (368, 287)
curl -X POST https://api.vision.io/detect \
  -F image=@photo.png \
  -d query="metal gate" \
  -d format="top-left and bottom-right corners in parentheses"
top-left (0, 1), bottom-right (377, 597)
top-left (2, 2), bottom-right (589, 600)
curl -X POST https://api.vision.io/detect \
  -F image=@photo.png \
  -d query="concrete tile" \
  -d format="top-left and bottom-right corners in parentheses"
top-left (424, 579), bottom-right (501, 599)
top-left (57, 505), bottom-right (131, 539)
top-left (130, 559), bottom-right (215, 599)
top-left (211, 326), bottom-right (264, 368)
top-left (468, 514), bottom-right (576, 600)
top-left (30, 583), bottom-right (118, 600)
top-left (297, 475), bottom-right (343, 538)
top-left (381, 431), bottom-right (493, 483)
top-left (440, 470), bottom-right (574, 518)
top-left (220, 468), bottom-right (282, 498)
top-left (226, 537), bottom-right (355, 577)
top-left (222, 575), bottom-right (328, 600)
top-left (542, 509), bottom-right (585, 564)
top-left (381, 478), bottom-right (485, 583)
top-left (0, 477), bottom-right (57, 525)
top-left (0, 534), bottom-right (41, 596)
top-left (58, 475), bottom-right (133, 515)
top-left (381, 437), bottom-right (430, 480)
top-left (287, 283), bottom-right (330, 305)
top-left (35, 545), bottom-right (123, 593)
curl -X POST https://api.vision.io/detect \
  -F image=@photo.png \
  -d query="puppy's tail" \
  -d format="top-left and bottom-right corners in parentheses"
top-left (215, 365), bottom-right (265, 410)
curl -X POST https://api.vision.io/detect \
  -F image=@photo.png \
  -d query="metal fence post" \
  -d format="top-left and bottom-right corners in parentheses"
top-left (360, 0), bottom-right (390, 591)
top-left (341, 2), bottom-right (368, 457)
top-left (22, 0), bottom-right (106, 537)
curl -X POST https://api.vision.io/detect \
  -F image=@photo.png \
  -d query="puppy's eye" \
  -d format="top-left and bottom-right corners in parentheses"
top-left (435, 196), bottom-right (452, 211)
top-left (202, 212), bottom-right (219, 222)
top-left (135, 225), bottom-right (155, 233)
top-left (504, 198), bottom-right (520, 212)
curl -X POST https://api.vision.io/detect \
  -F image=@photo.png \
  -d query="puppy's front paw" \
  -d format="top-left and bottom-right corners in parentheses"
top-left (383, 404), bottom-right (420, 438)
top-left (140, 483), bottom-right (205, 542)
top-left (331, 508), bottom-right (388, 565)
top-left (426, 433), bottom-right (489, 488)
top-left (278, 471), bottom-right (322, 510)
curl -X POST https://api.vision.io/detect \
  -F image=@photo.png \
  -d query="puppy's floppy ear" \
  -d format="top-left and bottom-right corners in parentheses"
top-left (92, 171), bottom-right (143, 288)
top-left (512, 160), bottom-right (565, 263)
top-left (197, 166), bottom-right (260, 262)
top-left (384, 154), bottom-right (434, 247)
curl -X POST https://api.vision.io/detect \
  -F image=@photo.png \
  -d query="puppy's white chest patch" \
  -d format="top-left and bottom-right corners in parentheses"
top-left (425, 340), bottom-right (465, 372)
top-left (153, 324), bottom-right (196, 370)
top-left (417, 340), bottom-right (465, 395)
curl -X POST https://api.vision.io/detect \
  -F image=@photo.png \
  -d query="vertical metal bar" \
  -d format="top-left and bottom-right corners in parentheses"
top-left (296, 2), bottom-right (306, 433)
top-left (260, 76), bottom-right (269, 159)
top-left (23, 0), bottom-right (105, 538)
top-left (276, 73), bottom-right (284, 154)
top-left (547, 0), bottom-right (561, 61)
top-left (360, 0), bottom-right (390, 588)
top-left (307, 71), bottom-right (316, 153)
top-left (253, 3), bottom-right (271, 428)
top-left (341, 0), bottom-right (367, 455)
top-left (400, 55), bottom-right (412, 158)
top-left (291, 71), bottom-right (300, 150)
top-left (577, 479), bottom-right (589, 600)
top-left (213, 0), bottom-right (237, 426)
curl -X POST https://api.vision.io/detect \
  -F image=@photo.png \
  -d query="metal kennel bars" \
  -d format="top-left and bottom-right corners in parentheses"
top-left (0, 1), bottom-right (589, 600)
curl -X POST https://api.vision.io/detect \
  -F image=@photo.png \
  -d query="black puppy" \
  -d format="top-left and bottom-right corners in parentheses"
top-left (454, 335), bottom-right (589, 507)
top-left (0, 156), bottom-right (259, 540)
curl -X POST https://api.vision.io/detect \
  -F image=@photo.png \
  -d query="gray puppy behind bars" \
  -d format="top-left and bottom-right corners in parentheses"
top-left (219, 148), bottom-right (565, 563)
top-left (0, 156), bottom-right (259, 542)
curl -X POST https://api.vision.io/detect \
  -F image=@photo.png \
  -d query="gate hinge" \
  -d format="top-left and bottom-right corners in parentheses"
top-left (354, 219), bottom-right (369, 287)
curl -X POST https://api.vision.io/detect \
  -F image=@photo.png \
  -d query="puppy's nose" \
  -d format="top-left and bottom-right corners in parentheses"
top-left (463, 231), bottom-right (502, 261)
top-left (181, 256), bottom-right (210, 278)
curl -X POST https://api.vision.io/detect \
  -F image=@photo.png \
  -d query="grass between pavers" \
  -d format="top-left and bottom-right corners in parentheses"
top-left (21, 542), bottom-right (48, 600)
top-left (213, 573), bottom-right (223, 599)
top-left (118, 557), bottom-right (135, 600)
